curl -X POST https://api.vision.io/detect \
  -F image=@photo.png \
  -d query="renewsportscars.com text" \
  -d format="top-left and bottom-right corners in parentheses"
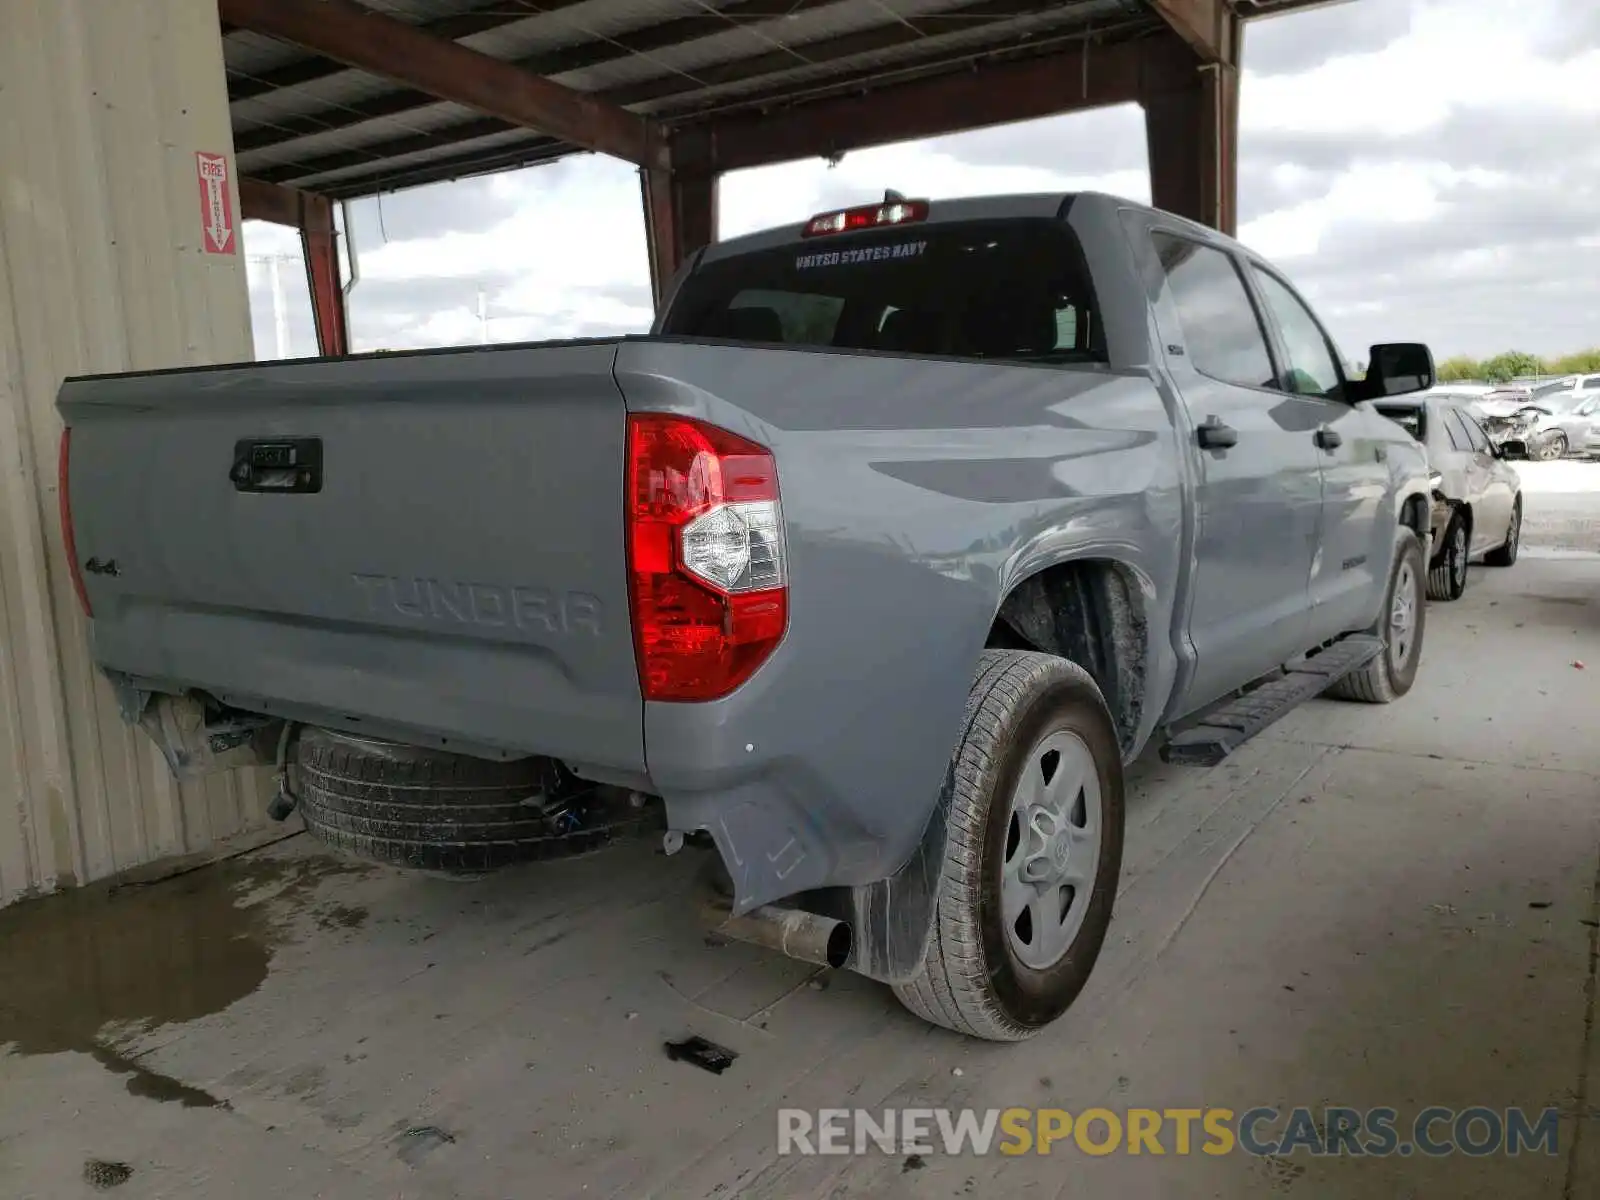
top-left (777, 1106), bottom-right (1560, 1159)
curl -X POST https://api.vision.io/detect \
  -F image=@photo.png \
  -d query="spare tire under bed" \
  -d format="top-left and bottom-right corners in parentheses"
top-left (292, 727), bottom-right (658, 872)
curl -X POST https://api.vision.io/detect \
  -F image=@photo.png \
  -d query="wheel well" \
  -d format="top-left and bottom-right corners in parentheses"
top-left (986, 560), bottom-right (1146, 753)
top-left (1401, 494), bottom-right (1429, 537)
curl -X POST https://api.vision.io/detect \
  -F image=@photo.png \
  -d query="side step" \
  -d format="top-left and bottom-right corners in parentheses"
top-left (1160, 635), bottom-right (1385, 767)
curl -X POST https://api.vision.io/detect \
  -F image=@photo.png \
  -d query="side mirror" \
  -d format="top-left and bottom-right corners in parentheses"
top-left (1351, 343), bottom-right (1434, 401)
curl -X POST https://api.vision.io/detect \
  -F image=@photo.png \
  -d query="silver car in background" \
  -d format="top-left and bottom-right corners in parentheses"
top-left (1377, 394), bottom-right (1523, 599)
top-left (1471, 375), bottom-right (1600, 460)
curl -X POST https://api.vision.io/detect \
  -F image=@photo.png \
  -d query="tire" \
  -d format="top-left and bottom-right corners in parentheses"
top-left (1483, 497), bottom-right (1521, 567)
top-left (1325, 534), bottom-right (1426, 704)
top-left (1426, 513), bottom-right (1469, 601)
top-left (293, 728), bottom-right (651, 872)
top-left (1535, 432), bottom-right (1568, 461)
top-left (891, 651), bottom-right (1125, 1042)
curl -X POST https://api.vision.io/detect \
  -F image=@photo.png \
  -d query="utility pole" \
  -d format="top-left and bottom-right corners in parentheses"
top-left (249, 251), bottom-right (303, 359)
top-left (269, 256), bottom-right (289, 358)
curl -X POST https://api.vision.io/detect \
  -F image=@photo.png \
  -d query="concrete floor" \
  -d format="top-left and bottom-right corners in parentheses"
top-left (2, 468), bottom-right (1597, 1200)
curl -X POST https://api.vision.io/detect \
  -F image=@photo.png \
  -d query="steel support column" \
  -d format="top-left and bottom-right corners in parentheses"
top-left (300, 194), bottom-right (349, 356)
top-left (1141, 18), bottom-right (1241, 235)
top-left (641, 161), bottom-right (717, 312)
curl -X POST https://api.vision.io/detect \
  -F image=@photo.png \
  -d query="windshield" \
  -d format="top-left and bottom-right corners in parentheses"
top-left (1530, 379), bottom-right (1572, 398)
top-left (662, 218), bottom-right (1105, 364)
top-left (1535, 391), bottom-right (1582, 413)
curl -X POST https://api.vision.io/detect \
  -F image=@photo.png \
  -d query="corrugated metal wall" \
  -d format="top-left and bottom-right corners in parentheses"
top-left (0, 0), bottom-right (269, 905)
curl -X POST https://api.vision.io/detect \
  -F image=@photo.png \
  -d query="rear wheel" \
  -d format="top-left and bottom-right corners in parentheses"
top-left (1484, 498), bottom-right (1521, 567)
top-left (1326, 534), bottom-right (1426, 704)
top-left (892, 651), bottom-right (1125, 1041)
top-left (1426, 513), bottom-right (1469, 601)
top-left (1536, 432), bottom-right (1568, 461)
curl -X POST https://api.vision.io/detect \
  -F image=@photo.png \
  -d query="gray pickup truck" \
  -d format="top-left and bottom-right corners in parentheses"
top-left (58, 191), bottom-right (1437, 1041)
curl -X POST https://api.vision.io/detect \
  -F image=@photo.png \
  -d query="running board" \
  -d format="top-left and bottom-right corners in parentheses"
top-left (1160, 635), bottom-right (1385, 767)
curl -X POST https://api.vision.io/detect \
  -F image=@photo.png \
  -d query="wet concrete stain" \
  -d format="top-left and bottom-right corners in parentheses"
top-left (314, 902), bottom-right (369, 932)
top-left (88, 1043), bottom-right (226, 1109)
top-left (395, 1124), bottom-right (457, 1166)
top-left (0, 851), bottom-right (367, 1104)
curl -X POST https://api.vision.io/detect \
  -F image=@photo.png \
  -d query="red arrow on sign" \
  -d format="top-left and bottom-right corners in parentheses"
top-left (195, 152), bottom-right (237, 255)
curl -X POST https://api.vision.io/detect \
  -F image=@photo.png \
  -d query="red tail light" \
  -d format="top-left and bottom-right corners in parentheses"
top-left (58, 427), bottom-right (92, 618)
top-left (626, 413), bottom-right (787, 701)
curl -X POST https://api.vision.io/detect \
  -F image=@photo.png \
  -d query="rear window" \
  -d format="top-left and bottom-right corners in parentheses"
top-left (661, 218), bottom-right (1104, 364)
top-left (1376, 404), bottom-right (1426, 442)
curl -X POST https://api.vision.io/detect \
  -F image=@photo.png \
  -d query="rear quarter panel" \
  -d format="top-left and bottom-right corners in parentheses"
top-left (616, 340), bottom-right (1185, 909)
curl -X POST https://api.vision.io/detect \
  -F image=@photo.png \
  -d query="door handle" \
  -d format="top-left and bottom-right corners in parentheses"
top-left (1197, 416), bottom-right (1238, 450)
top-left (1313, 427), bottom-right (1342, 452)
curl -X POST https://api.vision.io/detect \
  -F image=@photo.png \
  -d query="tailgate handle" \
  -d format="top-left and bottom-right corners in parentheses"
top-left (231, 438), bottom-right (323, 494)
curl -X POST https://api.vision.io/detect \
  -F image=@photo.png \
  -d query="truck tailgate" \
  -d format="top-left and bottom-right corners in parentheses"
top-left (58, 342), bottom-right (644, 771)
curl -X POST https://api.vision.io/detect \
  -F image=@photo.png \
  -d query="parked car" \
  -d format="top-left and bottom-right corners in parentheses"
top-left (56, 191), bottom-right (1437, 1042)
top-left (1475, 382), bottom-right (1600, 460)
top-left (1374, 395), bottom-right (1523, 599)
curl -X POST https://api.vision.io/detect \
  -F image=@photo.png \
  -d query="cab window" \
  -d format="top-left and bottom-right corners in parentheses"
top-left (1250, 267), bottom-right (1344, 400)
top-left (666, 219), bottom-right (1105, 364)
top-left (1150, 233), bottom-right (1276, 390)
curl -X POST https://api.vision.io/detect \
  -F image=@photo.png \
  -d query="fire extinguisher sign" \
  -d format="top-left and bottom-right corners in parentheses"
top-left (195, 152), bottom-right (237, 255)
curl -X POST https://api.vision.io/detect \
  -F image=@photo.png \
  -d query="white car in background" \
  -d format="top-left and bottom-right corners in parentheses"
top-left (1471, 376), bottom-right (1600, 460)
top-left (1376, 394), bottom-right (1522, 600)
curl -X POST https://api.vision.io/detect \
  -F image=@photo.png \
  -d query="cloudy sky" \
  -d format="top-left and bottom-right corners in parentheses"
top-left (242, 0), bottom-right (1600, 365)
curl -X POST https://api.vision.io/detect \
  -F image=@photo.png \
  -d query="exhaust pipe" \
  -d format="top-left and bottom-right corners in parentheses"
top-left (701, 894), bottom-right (852, 969)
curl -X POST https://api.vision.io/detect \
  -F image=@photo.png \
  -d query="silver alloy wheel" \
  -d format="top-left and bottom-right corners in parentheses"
top-left (1002, 729), bottom-right (1102, 971)
top-left (1390, 559), bottom-right (1418, 668)
top-left (1507, 507), bottom-right (1520, 551)
top-left (1539, 433), bottom-right (1568, 461)
top-left (1450, 523), bottom-right (1468, 589)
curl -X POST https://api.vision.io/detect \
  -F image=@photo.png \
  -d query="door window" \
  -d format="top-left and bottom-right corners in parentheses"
top-left (1452, 407), bottom-right (1493, 453)
top-left (1150, 233), bottom-right (1276, 390)
top-left (1440, 408), bottom-right (1475, 453)
top-left (1250, 268), bottom-right (1344, 400)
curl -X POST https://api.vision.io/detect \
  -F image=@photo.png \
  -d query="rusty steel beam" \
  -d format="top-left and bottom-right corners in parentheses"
top-left (232, 0), bottom-right (1066, 155)
top-left (218, 0), bottom-right (662, 167)
top-left (300, 193), bottom-right (350, 356)
top-left (1146, 0), bottom-right (1228, 61)
top-left (232, 0), bottom-right (846, 152)
top-left (244, 116), bottom-right (545, 186)
top-left (234, 178), bottom-right (350, 353)
top-left (642, 165), bottom-right (717, 310)
top-left (239, 1), bottom-right (1093, 189)
top-left (237, 176), bottom-right (308, 227)
top-left (225, 0), bottom-right (589, 102)
top-left (684, 39), bottom-right (1147, 175)
top-left (315, 138), bottom-right (575, 199)
top-left (1140, 19), bottom-right (1241, 233)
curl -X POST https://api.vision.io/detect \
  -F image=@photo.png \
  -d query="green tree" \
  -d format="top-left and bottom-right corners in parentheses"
top-left (1479, 350), bottom-right (1543, 383)
top-left (1549, 348), bottom-right (1600, 375)
top-left (1436, 355), bottom-right (1481, 382)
